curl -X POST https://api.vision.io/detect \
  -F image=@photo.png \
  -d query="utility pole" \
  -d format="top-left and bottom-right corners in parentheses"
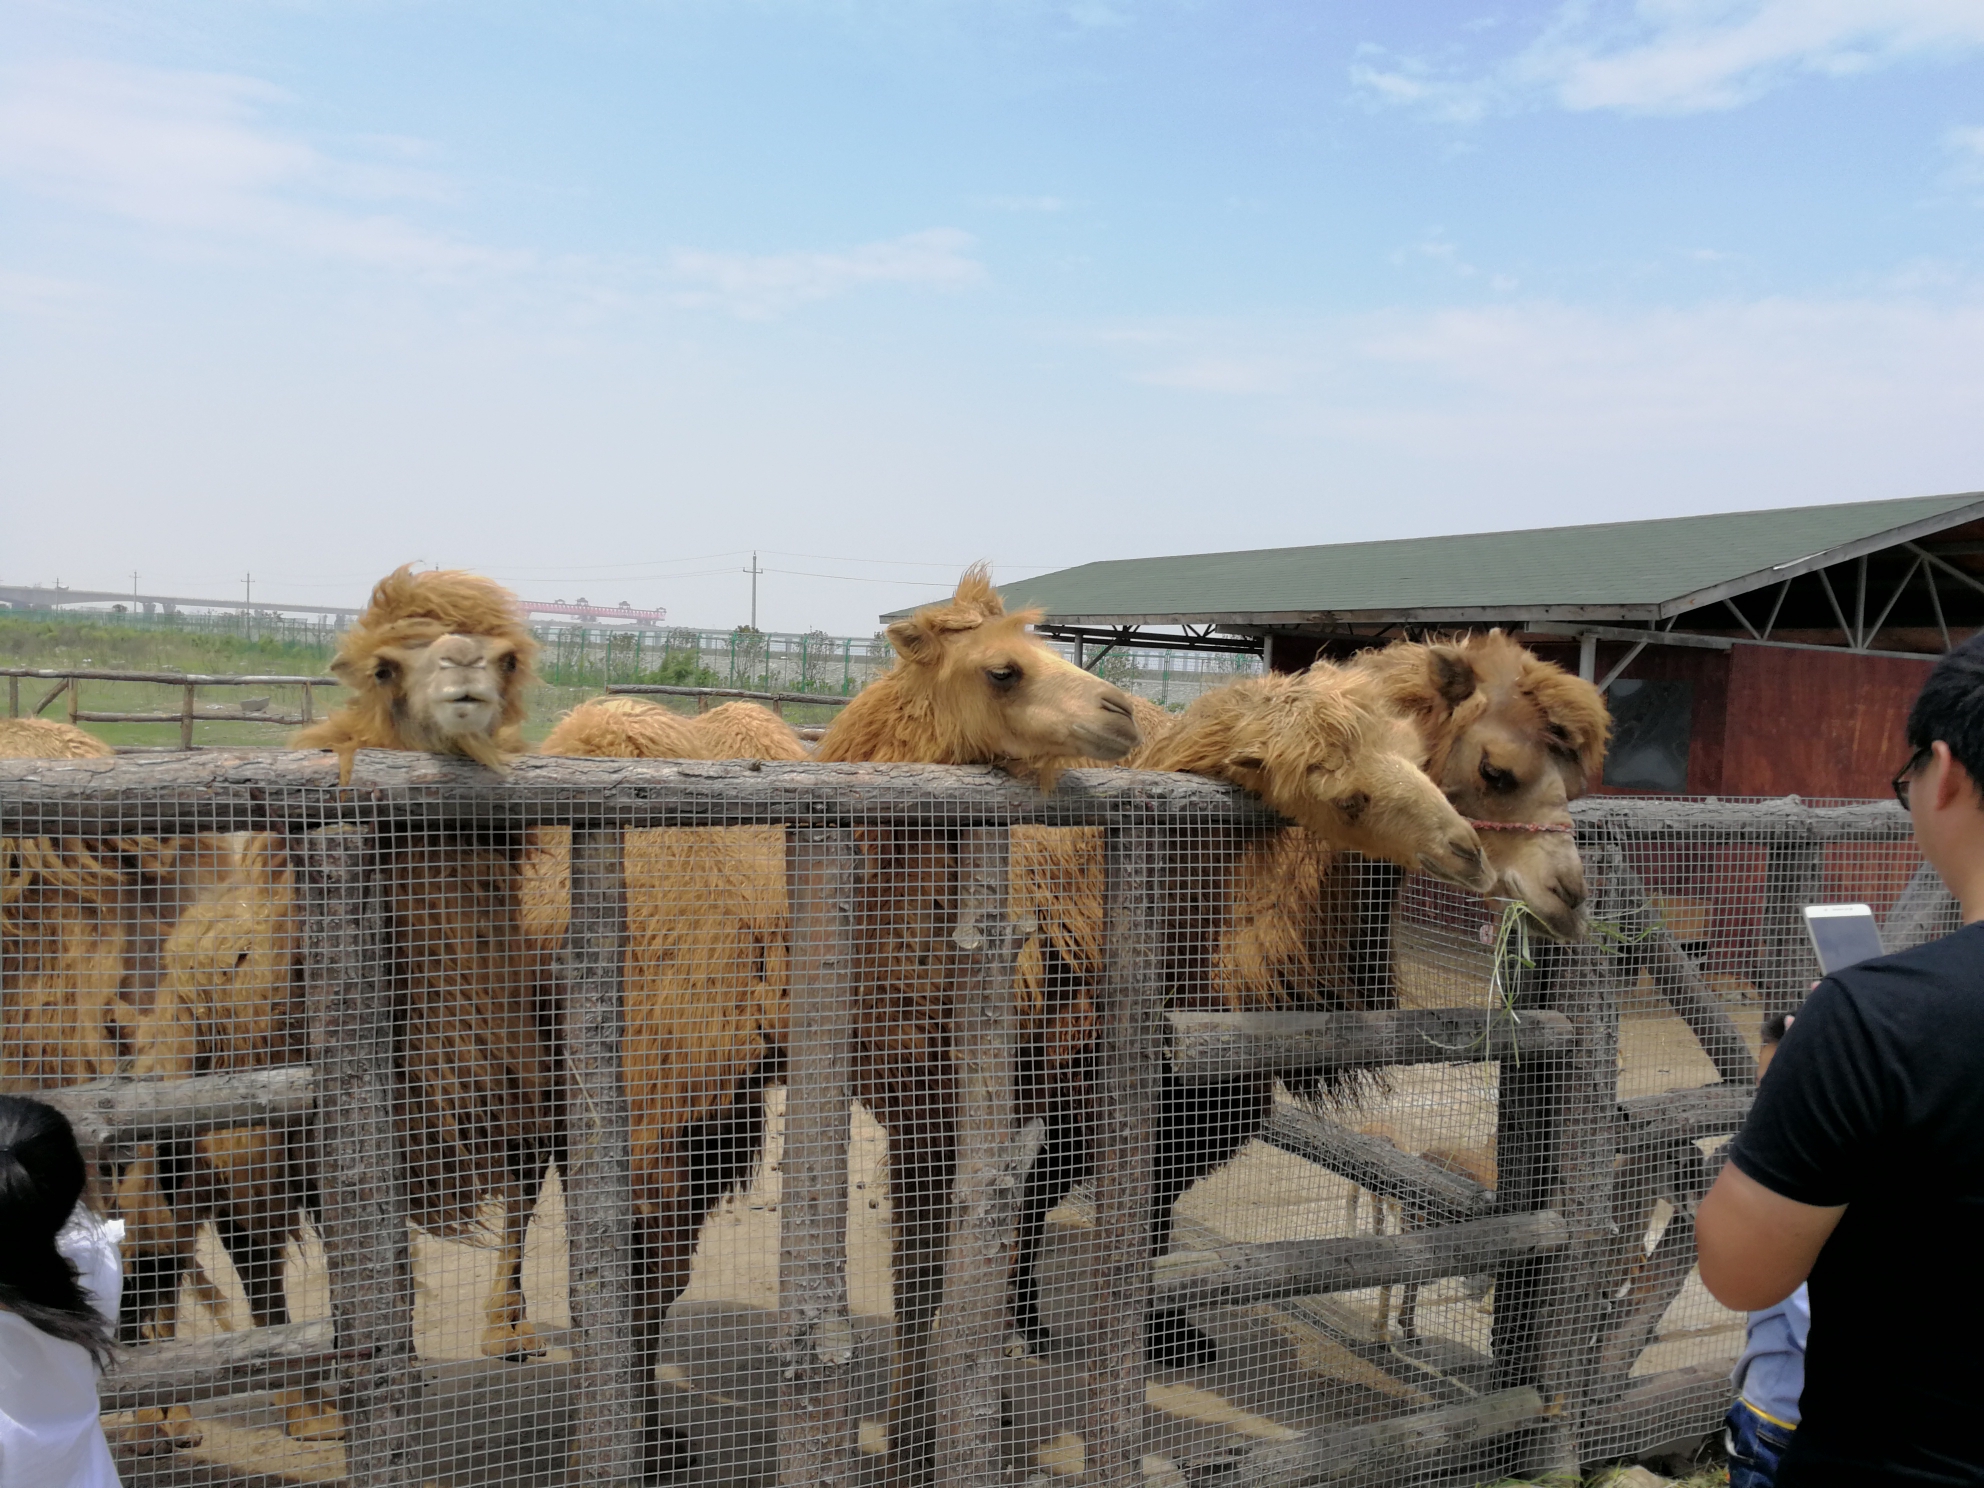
top-left (742, 551), bottom-right (763, 630)
top-left (243, 573), bottom-right (253, 610)
top-left (131, 570), bottom-right (139, 600)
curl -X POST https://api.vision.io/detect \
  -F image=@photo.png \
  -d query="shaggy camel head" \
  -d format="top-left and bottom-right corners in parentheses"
top-left (814, 566), bottom-right (1140, 771)
top-left (1137, 666), bottom-right (1493, 891)
top-left (1357, 631), bottom-right (1609, 939)
top-left (295, 566), bottom-right (538, 783)
top-left (0, 718), bottom-right (115, 760)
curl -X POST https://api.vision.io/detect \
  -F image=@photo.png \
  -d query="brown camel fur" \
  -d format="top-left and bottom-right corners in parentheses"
top-left (540, 696), bottom-right (699, 759)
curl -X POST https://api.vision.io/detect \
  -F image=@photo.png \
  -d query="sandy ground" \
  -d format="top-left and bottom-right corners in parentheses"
top-left (118, 953), bottom-right (1746, 1486)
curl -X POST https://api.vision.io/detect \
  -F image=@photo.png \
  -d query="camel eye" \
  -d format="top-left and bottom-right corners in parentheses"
top-left (985, 664), bottom-right (1022, 689)
top-left (500, 654), bottom-right (517, 674)
top-left (372, 662), bottom-right (397, 684)
top-left (1480, 759), bottom-right (1519, 793)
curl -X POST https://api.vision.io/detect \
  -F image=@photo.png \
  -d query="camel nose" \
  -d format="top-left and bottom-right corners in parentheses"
top-left (1554, 878), bottom-right (1586, 914)
top-left (1099, 691), bottom-right (1131, 718)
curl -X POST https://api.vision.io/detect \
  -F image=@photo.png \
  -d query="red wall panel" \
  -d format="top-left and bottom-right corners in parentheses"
top-left (1719, 646), bottom-right (1934, 798)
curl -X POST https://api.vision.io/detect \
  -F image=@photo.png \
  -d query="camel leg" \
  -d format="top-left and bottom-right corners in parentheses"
top-left (884, 1116), bottom-right (956, 1488)
top-left (1008, 1102), bottom-right (1092, 1352)
top-left (481, 1168), bottom-right (552, 1360)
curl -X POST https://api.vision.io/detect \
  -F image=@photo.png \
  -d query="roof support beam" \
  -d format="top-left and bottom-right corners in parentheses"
top-left (1926, 560), bottom-right (1952, 652)
top-left (1865, 554), bottom-right (1924, 644)
top-left (1762, 578), bottom-right (1791, 641)
top-left (1597, 641), bottom-right (1647, 693)
top-left (1722, 597), bottom-right (1761, 640)
top-left (1816, 566), bottom-right (1856, 651)
top-left (1906, 543), bottom-right (1984, 604)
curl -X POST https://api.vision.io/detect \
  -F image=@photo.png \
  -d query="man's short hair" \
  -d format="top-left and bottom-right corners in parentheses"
top-left (1762, 1010), bottom-right (1794, 1045)
top-left (1907, 631), bottom-right (1984, 789)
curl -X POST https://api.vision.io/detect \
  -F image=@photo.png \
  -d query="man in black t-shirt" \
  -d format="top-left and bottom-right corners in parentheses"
top-left (1698, 635), bottom-right (1984, 1488)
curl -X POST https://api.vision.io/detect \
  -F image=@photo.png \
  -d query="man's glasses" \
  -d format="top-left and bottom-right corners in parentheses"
top-left (1893, 746), bottom-right (1931, 810)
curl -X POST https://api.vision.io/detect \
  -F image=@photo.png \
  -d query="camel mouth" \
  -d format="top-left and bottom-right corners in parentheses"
top-left (1423, 840), bottom-right (1495, 894)
top-left (1072, 714), bottom-right (1141, 761)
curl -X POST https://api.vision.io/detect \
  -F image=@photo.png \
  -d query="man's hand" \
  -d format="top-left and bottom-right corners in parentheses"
top-left (1696, 1161), bottom-right (1844, 1310)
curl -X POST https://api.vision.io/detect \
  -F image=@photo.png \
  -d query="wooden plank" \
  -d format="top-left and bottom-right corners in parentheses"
top-left (1165, 1008), bottom-right (1574, 1084)
top-left (776, 825), bottom-right (860, 1488)
top-left (0, 666), bottom-right (337, 685)
top-left (562, 826), bottom-right (643, 1484)
top-left (180, 683), bottom-right (195, 752)
top-left (1258, 1106), bottom-right (1495, 1225)
top-left (0, 752), bottom-right (1914, 838)
top-left (1580, 1363), bottom-right (1736, 1465)
top-left (606, 682), bottom-right (855, 709)
top-left (295, 824), bottom-right (417, 1488)
top-left (1153, 1211), bottom-right (1566, 1315)
top-left (98, 1320), bottom-right (356, 1412)
top-left (1617, 1082), bottom-right (1752, 1141)
top-left (40, 1065), bottom-right (316, 1149)
top-left (74, 709), bottom-right (308, 726)
top-left (0, 750), bottom-right (1285, 837)
top-left (1569, 796), bottom-right (1910, 842)
top-left (1086, 809), bottom-right (1160, 1487)
top-left (1605, 855), bottom-right (1757, 1086)
top-left (933, 825), bottom-right (1023, 1487)
top-left (1177, 1386), bottom-right (1551, 1488)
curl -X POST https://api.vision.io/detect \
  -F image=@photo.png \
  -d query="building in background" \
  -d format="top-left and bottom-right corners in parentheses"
top-left (925, 491), bottom-right (1984, 798)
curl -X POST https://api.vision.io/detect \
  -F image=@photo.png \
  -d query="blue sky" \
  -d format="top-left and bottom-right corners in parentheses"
top-left (4, 1), bottom-right (1983, 633)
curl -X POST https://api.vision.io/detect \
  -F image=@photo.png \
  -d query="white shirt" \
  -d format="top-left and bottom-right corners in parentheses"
top-left (0, 1207), bottom-right (124, 1488)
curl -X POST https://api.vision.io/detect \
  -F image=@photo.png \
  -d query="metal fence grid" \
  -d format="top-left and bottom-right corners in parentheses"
top-left (0, 753), bottom-right (1938, 1487)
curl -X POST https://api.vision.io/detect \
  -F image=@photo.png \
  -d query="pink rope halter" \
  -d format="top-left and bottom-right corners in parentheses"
top-left (1465, 818), bottom-right (1576, 835)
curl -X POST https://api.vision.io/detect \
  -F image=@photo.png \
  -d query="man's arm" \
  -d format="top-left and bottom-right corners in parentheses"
top-left (1696, 1161), bottom-right (1844, 1311)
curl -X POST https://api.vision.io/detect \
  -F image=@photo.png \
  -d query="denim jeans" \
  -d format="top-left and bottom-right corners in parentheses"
top-left (1726, 1397), bottom-right (1797, 1488)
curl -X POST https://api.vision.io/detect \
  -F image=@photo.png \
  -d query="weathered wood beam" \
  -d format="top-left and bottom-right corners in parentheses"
top-left (934, 826), bottom-right (1024, 1488)
top-left (1153, 1211), bottom-right (1566, 1315)
top-left (0, 750), bottom-right (1283, 836)
top-left (775, 826), bottom-right (861, 1488)
top-left (562, 826), bottom-right (643, 1484)
top-left (1165, 1009), bottom-right (1572, 1085)
top-left (40, 1065), bottom-right (316, 1149)
top-left (1617, 1082), bottom-right (1752, 1141)
top-left (1568, 796), bottom-right (1910, 843)
top-left (1179, 1386), bottom-right (1551, 1488)
top-left (98, 1320), bottom-right (356, 1412)
top-left (1088, 811), bottom-right (1162, 1487)
top-left (1257, 1105), bottom-right (1495, 1225)
top-left (1580, 1362), bottom-right (1737, 1465)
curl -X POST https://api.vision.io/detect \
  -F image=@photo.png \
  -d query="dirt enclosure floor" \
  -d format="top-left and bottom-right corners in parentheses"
top-left (117, 950), bottom-right (1749, 1487)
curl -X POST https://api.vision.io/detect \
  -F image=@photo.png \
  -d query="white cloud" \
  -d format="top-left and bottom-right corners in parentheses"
top-left (1355, 1), bottom-right (1984, 120)
top-left (669, 228), bottom-right (986, 319)
top-left (0, 60), bottom-right (518, 274)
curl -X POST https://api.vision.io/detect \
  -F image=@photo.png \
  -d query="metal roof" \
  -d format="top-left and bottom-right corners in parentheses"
top-left (886, 492), bottom-right (1984, 628)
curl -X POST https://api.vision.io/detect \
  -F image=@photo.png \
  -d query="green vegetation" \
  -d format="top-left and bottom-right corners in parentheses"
top-left (0, 611), bottom-right (846, 749)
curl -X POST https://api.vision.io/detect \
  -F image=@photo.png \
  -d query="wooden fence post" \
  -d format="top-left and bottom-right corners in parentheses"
top-left (180, 683), bottom-right (196, 751)
top-left (1522, 830), bottom-right (1631, 1470)
top-left (1086, 804), bottom-right (1160, 1486)
top-left (297, 824), bottom-right (418, 1488)
top-left (1759, 826), bottom-right (1823, 1016)
top-left (777, 824), bottom-right (861, 1488)
top-left (934, 825), bottom-right (1024, 1485)
top-left (563, 825), bottom-right (643, 1483)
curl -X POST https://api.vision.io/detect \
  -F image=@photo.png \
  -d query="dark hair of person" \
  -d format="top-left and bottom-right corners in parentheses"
top-left (0, 1095), bottom-right (114, 1367)
top-left (1761, 1010), bottom-right (1794, 1046)
top-left (1906, 631), bottom-right (1984, 794)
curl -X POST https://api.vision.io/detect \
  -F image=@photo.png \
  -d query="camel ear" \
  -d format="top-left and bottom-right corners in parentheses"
top-left (886, 619), bottom-right (939, 664)
top-left (1225, 749), bottom-right (1267, 773)
top-left (1428, 648), bottom-right (1477, 709)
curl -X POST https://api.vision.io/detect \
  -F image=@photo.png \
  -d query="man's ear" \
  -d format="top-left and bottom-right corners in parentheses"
top-left (1933, 741), bottom-right (1978, 810)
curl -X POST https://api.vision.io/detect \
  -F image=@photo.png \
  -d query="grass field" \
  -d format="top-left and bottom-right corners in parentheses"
top-left (0, 613), bottom-right (847, 750)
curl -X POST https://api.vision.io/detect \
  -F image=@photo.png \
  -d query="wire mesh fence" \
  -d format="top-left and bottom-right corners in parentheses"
top-left (0, 753), bottom-right (1940, 1487)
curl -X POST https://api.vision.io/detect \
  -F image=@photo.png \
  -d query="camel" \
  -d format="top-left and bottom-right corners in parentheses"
top-left (999, 636), bottom-right (1608, 1367)
top-left (542, 569), bottom-right (1496, 1482)
top-left (142, 565), bottom-right (551, 1439)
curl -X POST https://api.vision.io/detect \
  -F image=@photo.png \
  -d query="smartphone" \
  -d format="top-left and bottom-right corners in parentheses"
top-left (1803, 903), bottom-right (1885, 976)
